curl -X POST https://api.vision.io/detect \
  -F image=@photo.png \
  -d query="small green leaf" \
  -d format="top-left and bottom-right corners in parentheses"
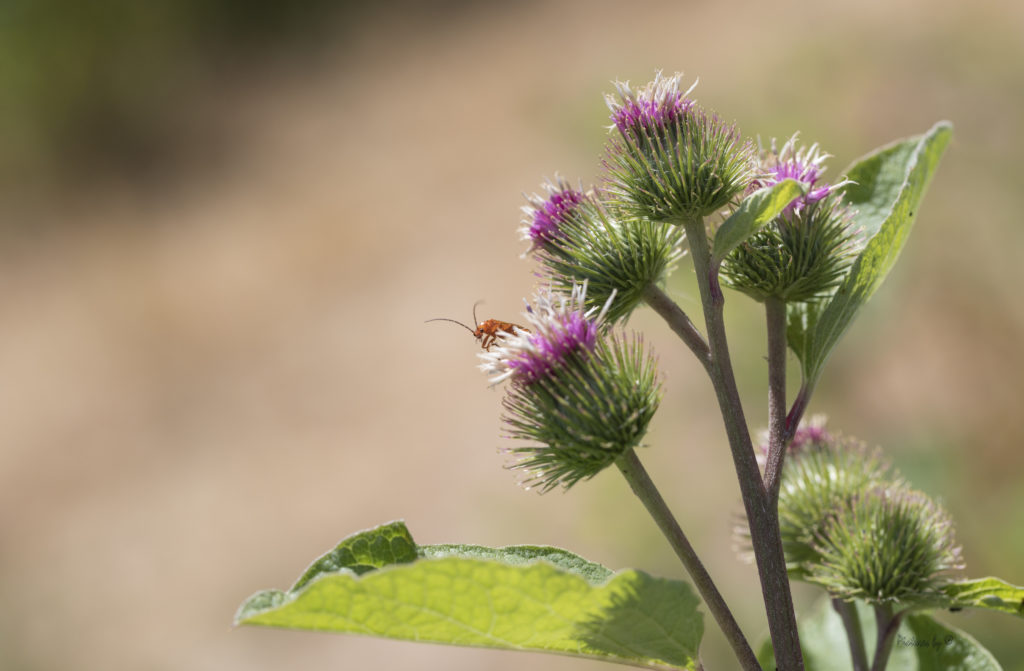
top-left (711, 179), bottom-right (804, 264)
top-left (788, 121), bottom-right (953, 390)
top-left (759, 597), bottom-right (1003, 671)
top-left (238, 521), bottom-right (703, 670)
top-left (941, 577), bottom-right (1024, 618)
top-left (290, 520), bottom-right (417, 591)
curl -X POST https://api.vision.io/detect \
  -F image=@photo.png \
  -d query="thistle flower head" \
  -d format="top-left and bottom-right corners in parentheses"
top-left (720, 138), bottom-right (858, 303)
top-left (603, 72), bottom-right (755, 223)
top-left (478, 282), bottom-right (610, 386)
top-left (520, 177), bottom-right (589, 248)
top-left (481, 283), bottom-right (662, 492)
top-left (810, 487), bottom-right (965, 604)
top-left (739, 427), bottom-right (897, 576)
top-left (774, 436), bottom-right (896, 574)
top-left (742, 425), bottom-right (967, 606)
top-left (528, 192), bottom-right (686, 323)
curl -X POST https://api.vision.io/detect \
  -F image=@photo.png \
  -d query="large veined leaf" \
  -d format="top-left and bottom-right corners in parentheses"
top-left (237, 521), bottom-right (704, 670)
top-left (758, 597), bottom-right (1003, 671)
top-left (788, 122), bottom-right (953, 391)
top-left (711, 178), bottom-right (805, 263)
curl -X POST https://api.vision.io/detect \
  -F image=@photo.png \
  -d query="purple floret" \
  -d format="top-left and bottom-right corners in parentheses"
top-left (751, 155), bottom-right (833, 214)
top-left (529, 188), bottom-right (586, 243)
top-left (507, 312), bottom-right (598, 383)
top-left (611, 95), bottom-right (694, 135)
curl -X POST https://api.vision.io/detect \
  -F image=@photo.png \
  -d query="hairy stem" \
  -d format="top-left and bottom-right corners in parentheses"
top-left (615, 448), bottom-right (761, 671)
top-left (642, 283), bottom-right (712, 374)
top-left (682, 216), bottom-right (804, 671)
top-left (871, 604), bottom-right (904, 671)
top-left (763, 296), bottom-right (789, 506)
top-left (832, 599), bottom-right (869, 671)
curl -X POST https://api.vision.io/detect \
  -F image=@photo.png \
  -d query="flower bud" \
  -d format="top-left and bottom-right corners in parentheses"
top-left (771, 431), bottom-right (893, 575)
top-left (720, 136), bottom-right (857, 302)
top-left (603, 72), bottom-right (754, 223)
top-left (523, 183), bottom-right (685, 323)
top-left (479, 283), bottom-right (662, 491)
top-left (810, 487), bottom-right (964, 604)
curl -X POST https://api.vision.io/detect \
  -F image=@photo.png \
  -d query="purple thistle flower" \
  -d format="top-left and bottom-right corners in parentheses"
top-left (478, 282), bottom-right (613, 385)
top-left (750, 135), bottom-right (849, 213)
top-left (521, 178), bottom-right (587, 247)
top-left (606, 71), bottom-right (698, 137)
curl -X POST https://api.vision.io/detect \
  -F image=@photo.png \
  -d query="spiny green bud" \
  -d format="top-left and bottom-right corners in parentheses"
top-left (809, 487), bottom-right (964, 605)
top-left (603, 72), bottom-right (754, 223)
top-left (522, 183), bottom-right (685, 323)
top-left (771, 430), bottom-right (894, 576)
top-left (720, 136), bottom-right (857, 302)
top-left (478, 283), bottom-right (662, 492)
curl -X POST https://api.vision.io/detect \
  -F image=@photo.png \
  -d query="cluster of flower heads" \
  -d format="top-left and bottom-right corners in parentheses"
top-left (484, 72), bottom-right (883, 495)
top-left (479, 282), bottom-right (661, 492)
top-left (743, 419), bottom-right (965, 605)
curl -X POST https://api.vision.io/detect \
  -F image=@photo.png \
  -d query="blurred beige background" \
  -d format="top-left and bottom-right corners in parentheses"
top-left (1, 1), bottom-right (1022, 669)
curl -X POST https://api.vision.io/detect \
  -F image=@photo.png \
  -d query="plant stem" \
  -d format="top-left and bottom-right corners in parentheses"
top-left (681, 216), bottom-right (804, 671)
top-left (642, 283), bottom-right (712, 374)
top-left (763, 296), bottom-right (789, 506)
top-left (783, 383), bottom-right (810, 445)
top-left (832, 599), bottom-right (869, 671)
top-left (615, 448), bottom-right (761, 671)
top-left (870, 604), bottom-right (904, 671)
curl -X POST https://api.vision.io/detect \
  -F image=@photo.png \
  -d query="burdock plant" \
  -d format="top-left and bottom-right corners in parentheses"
top-left (236, 73), bottom-right (1024, 671)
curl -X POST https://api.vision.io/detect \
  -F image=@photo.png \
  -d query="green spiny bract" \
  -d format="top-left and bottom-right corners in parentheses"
top-left (809, 487), bottom-right (964, 605)
top-left (501, 331), bottom-right (661, 492)
top-left (603, 73), bottom-right (754, 224)
top-left (531, 197), bottom-right (686, 323)
top-left (772, 435), bottom-right (894, 577)
top-left (719, 194), bottom-right (856, 302)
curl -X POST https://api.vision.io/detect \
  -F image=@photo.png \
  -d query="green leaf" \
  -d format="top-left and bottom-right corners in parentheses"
top-left (291, 520), bottom-right (417, 591)
top-left (238, 521), bottom-right (703, 670)
top-left (758, 597), bottom-right (1003, 671)
top-left (422, 544), bottom-right (614, 585)
top-left (711, 178), bottom-right (804, 264)
top-left (940, 577), bottom-right (1024, 618)
top-left (787, 122), bottom-right (953, 390)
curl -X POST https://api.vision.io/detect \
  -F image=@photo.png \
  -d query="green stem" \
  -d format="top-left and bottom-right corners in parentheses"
top-left (763, 296), bottom-right (789, 506)
top-left (871, 604), bottom-right (904, 671)
top-left (642, 283), bottom-right (712, 374)
top-left (615, 448), bottom-right (761, 671)
top-left (681, 216), bottom-right (804, 671)
top-left (832, 599), bottom-right (869, 671)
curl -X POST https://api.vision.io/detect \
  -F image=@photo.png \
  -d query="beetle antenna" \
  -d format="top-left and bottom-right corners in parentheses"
top-left (472, 300), bottom-right (484, 328)
top-left (425, 317), bottom-right (475, 334)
